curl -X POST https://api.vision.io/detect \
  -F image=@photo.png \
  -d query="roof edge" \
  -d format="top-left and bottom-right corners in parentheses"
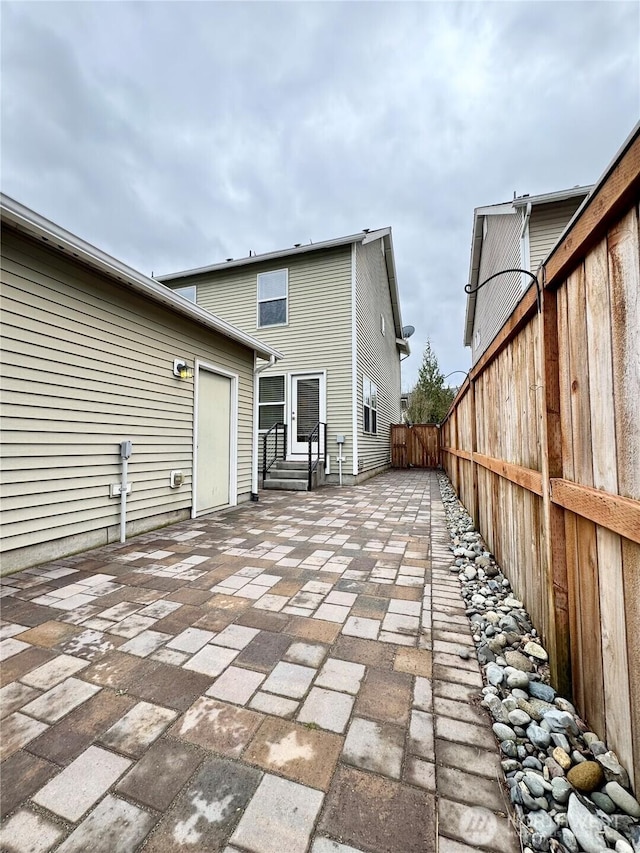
top-left (157, 228), bottom-right (391, 282)
top-left (0, 194), bottom-right (282, 362)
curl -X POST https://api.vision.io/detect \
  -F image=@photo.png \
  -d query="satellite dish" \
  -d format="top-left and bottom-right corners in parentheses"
top-left (402, 325), bottom-right (415, 339)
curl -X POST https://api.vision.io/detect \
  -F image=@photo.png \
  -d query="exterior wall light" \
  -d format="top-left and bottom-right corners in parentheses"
top-left (173, 358), bottom-right (194, 379)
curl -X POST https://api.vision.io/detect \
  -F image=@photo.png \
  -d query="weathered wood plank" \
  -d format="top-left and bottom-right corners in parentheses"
top-left (546, 129), bottom-right (640, 287)
top-left (472, 453), bottom-right (543, 496)
top-left (576, 515), bottom-right (606, 739)
top-left (550, 479), bottom-right (640, 545)
top-left (608, 206), bottom-right (640, 501)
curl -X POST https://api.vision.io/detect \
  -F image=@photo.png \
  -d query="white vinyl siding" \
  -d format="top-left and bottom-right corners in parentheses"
top-left (1, 229), bottom-right (255, 567)
top-left (528, 197), bottom-right (586, 273)
top-left (355, 239), bottom-right (401, 475)
top-left (470, 212), bottom-right (522, 363)
top-left (174, 246), bottom-right (354, 477)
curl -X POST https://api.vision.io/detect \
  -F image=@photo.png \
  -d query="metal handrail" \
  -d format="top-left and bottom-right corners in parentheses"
top-left (262, 422), bottom-right (287, 486)
top-left (307, 421), bottom-right (327, 491)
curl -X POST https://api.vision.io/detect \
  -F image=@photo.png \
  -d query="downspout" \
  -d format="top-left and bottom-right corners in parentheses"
top-left (251, 353), bottom-right (276, 500)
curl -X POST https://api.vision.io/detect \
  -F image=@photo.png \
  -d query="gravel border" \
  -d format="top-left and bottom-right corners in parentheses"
top-left (438, 473), bottom-right (640, 853)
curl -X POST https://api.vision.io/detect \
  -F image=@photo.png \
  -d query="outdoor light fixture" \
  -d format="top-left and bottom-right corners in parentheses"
top-left (173, 358), bottom-right (194, 380)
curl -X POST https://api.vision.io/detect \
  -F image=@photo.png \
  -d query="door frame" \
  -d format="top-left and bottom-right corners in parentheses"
top-left (288, 370), bottom-right (326, 457)
top-left (192, 360), bottom-right (239, 518)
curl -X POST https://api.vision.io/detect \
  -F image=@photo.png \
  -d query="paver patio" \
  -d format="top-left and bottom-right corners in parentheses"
top-left (0, 470), bottom-right (519, 852)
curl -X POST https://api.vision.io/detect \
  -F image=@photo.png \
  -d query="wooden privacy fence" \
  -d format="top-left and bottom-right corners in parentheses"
top-left (441, 126), bottom-right (640, 793)
top-left (391, 424), bottom-right (440, 468)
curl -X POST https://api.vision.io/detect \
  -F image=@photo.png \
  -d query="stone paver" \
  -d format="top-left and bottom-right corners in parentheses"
top-left (98, 700), bottom-right (177, 756)
top-left (244, 716), bottom-right (342, 789)
top-left (0, 808), bottom-right (64, 853)
top-left (33, 745), bottom-right (131, 820)
top-left (56, 795), bottom-right (156, 853)
top-left (231, 773), bottom-right (324, 853)
top-left (0, 470), bottom-right (519, 853)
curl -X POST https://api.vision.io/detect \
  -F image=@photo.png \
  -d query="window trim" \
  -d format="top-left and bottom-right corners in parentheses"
top-left (257, 269), bottom-right (288, 328)
top-left (258, 373), bottom-right (286, 432)
top-left (363, 375), bottom-right (378, 435)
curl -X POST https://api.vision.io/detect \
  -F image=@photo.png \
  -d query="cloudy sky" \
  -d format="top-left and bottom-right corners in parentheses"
top-left (2, 1), bottom-right (638, 388)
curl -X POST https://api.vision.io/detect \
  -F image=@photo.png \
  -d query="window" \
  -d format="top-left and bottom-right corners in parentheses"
top-left (174, 285), bottom-right (196, 303)
top-left (363, 376), bottom-right (378, 434)
top-left (258, 375), bottom-right (285, 430)
top-left (258, 270), bottom-right (287, 327)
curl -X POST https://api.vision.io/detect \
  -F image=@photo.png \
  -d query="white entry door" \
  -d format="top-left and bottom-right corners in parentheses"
top-left (290, 373), bottom-right (325, 455)
top-left (196, 368), bottom-right (231, 514)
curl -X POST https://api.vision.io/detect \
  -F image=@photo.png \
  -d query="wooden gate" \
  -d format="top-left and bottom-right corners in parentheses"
top-left (391, 424), bottom-right (440, 468)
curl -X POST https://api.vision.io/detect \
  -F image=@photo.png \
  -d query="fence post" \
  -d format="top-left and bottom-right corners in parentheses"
top-left (470, 378), bottom-right (480, 527)
top-left (539, 274), bottom-right (571, 696)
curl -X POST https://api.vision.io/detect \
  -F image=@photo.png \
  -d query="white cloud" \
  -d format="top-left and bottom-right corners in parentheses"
top-left (1, 0), bottom-right (638, 384)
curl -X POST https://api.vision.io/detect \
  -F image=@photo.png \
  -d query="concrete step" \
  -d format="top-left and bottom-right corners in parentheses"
top-left (263, 478), bottom-right (308, 491)
top-left (269, 468), bottom-right (311, 479)
top-left (269, 459), bottom-right (324, 471)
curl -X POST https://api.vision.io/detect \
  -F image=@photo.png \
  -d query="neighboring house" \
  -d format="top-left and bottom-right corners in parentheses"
top-left (464, 185), bottom-right (592, 363)
top-left (158, 228), bottom-right (410, 486)
top-left (0, 195), bottom-right (281, 573)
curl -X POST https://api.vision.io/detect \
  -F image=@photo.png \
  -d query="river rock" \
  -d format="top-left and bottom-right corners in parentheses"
top-left (527, 724), bottom-right (551, 750)
top-left (493, 723), bottom-right (517, 741)
top-left (483, 693), bottom-right (509, 723)
top-left (519, 697), bottom-right (554, 721)
top-left (543, 709), bottom-right (578, 735)
top-left (507, 670), bottom-right (530, 690)
top-left (596, 751), bottom-right (630, 788)
top-left (504, 650), bottom-right (534, 672)
top-left (567, 794), bottom-right (607, 853)
top-left (551, 777), bottom-right (572, 804)
top-left (552, 747), bottom-right (572, 771)
top-left (527, 809), bottom-right (557, 840)
top-left (509, 709), bottom-right (531, 727)
top-left (486, 663), bottom-right (504, 686)
top-left (590, 791), bottom-right (616, 814)
top-left (614, 840), bottom-right (634, 853)
top-left (554, 697), bottom-right (576, 714)
top-left (523, 773), bottom-right (545, 797)
top-left (589, 740), bottom-right (607, 757)
top-left (528, 681), bottom-right (556, 703)
top-left (550, 732), bottom-right (570, 751)
top-left (501, 740), bottom-right (518, 758)
top-left (503, 596), bottom-right (523, 608)
top-left (523, 641), bottom-right (548, 661)
top-left (566, 761), bottom-right (604, 792)
top-left (604, 781), bottom-right (640, 818)
top-left (560, 828), bottom-right (579, 853)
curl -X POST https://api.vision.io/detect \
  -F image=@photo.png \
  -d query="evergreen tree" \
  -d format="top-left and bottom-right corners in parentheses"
top-left (406, 339), bottom-right (455, 424)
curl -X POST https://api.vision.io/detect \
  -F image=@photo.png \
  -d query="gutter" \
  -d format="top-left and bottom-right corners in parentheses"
top-left (0, 194), bottom-right (282, 363)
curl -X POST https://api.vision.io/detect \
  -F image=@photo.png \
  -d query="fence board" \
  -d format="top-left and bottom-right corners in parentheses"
top-left (390, 424), bottom-right (440, 468)
top-left (440, 126), bottom-right (640, 792)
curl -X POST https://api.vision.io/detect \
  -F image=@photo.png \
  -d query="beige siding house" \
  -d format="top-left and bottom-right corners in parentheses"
top-left (464, 186), bottom-right (591, 363)
top-left (0, 195), bottom-right (280, 574)
top-left (158, 228), bottom-right (409, 486)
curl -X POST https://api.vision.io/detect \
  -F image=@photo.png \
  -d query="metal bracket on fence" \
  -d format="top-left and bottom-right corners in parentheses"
top-left (465, 269), bottom-right (541, 312)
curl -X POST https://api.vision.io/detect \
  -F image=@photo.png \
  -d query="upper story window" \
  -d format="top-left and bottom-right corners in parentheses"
top-left (174, 285), bottom-right (196, 303)
top-left (258, 375), bottom-right (285, 430)
top-left (258, 270), bottom-right (288, 327)
top-left (363, 376), bottom-right (378, 434)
